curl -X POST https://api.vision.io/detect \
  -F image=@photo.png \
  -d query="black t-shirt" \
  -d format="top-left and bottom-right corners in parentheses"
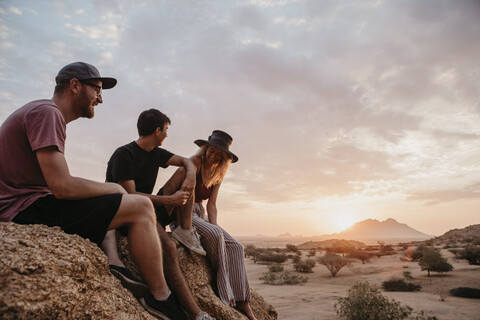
top-left (106, 141), bottom-right (174, 194)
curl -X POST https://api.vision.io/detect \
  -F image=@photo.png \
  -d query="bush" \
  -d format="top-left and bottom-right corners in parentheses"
top-left (449, 287), bottom-right (480, 299)
top-left (382, 279), bottom-right (421, 292)
top-left (291, 255), bottom-right (301, 263)
top-left (293, 259), bottom-right (316, 273)
top-left (411, 245), bottom-right (425, 261)
top-left (260, 270), bottom-right (307, 285)
top-left (411, 311), bottom-right (439, 320)
top-left (419, 247), bottom-right (453, 277)
top-left (318, 254), bottom-right (352, 277)
top-left (335, 282), bottom-right (412, 320)
top-left (281, 270), bottom-right (308, 285)
top-left (347, 250), bottom-right (374, 264)
top-left (257, 252), bottom-right (288, 264)
top-left (268, 263), bottom-right (284, 273)
top-left (403, 270), bottom-right (413, 279)
top-left (457, 246), bottom-right (480, 265)
top-left (285, 244), bottom-right (299, 253)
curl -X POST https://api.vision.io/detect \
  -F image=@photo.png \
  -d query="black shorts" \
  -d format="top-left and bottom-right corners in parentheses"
top-left (13, 194), bottom-right (122, 246)
top-left (155, 188), bottom-right (177, 229)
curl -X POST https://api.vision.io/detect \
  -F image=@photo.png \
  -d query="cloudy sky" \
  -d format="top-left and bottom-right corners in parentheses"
top-left (1, 0), bottom-right (479, 237)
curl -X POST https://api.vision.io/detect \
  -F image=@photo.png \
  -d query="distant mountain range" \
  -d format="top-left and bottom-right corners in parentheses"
top-left (329, 218), bottom-right (433, 241)
top-left (239, 221), bottom-right (479, 247)
top-left (271, 218), bottom-right (433, 242)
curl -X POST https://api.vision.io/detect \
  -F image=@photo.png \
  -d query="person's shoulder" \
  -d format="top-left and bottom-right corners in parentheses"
top-left (21, 100), bottom-right (64, 124)
top-left (155, 146), bottom-right (174, 155)
top-left (112, 141), bottom-right (137, 155)
top-left (17, 99), bottom-right (59, 116)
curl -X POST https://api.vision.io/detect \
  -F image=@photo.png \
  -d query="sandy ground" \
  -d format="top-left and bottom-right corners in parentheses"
top-left (243, 244), bottom-right (480, 320)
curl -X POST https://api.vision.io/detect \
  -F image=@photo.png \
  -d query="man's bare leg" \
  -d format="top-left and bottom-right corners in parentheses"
top-left (157, 224), bottom-right (203, 319)
top-left (102, 229), bottom-right (125, 267)
top-left (109, 194), bottom-right (169, 299)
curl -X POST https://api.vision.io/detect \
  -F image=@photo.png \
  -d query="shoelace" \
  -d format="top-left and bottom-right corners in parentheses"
top-left (191, 227), bottom-right (202, 244)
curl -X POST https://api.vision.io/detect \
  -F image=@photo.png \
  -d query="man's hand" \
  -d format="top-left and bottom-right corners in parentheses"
top-left (181, 173), bottom-right (195, 195)
top-left (170, 190), bottom-right (191, 206)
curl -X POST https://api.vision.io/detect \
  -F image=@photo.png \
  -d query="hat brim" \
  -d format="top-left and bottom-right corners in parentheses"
top-left (194, 139), bottom-right (238, 163)
top-left (92, 77), bottom-right (117, 89)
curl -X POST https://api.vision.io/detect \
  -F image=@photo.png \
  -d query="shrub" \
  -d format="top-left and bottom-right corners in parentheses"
top-left (294, 259), bottom-right (316, 273)
top-left (335, 282), bottom-right (412, 320)
top-left (403, 270), bottom-right (413, 279)
top-left (457, 246), bottom-right (480, 265)
top-left (268, 263), bottom-right (284, 273)
top-left (259, 271), bottom-right (278, 284)
top-left (281, 270), bottom-right (308, 285)
top-left (382, 279), bottom-right (421, 292)
top-left (318, 254), bottom-right (352, 277)
top-left (419, 247), bottom-right (453, 276)
top-left (257, 252), bottom-right (288, 264)
top-left (307, 249), bottom-right (316, 257)
top-left (347, 250), bottom-right (374, 264)
top-left (411, 245), bottom-right (425, 261)
top-left (285, 244), bottom-right (299, 253)
top-left (411, 311), bottom-right (439, 320)
top-left (260, 270), bottom-right (307, 285)
top-left (244, 245), bottom-right (263, 262)
top-left (449, 287), bottom-right (480, 299)
top-left (291, 255), bottom-right (301, 263)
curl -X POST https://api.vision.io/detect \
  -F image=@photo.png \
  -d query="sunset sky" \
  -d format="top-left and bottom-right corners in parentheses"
top-left (1, 0), bottom-right (479, 237)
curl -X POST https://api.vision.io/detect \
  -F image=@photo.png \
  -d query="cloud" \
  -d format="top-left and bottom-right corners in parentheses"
top-left (1, 0), bottom-right (480, 235)
top-left (407, 182), bottom-right (480, 206)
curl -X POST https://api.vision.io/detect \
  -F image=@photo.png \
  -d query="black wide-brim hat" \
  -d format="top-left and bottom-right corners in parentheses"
top-left (194, 130), bottom-right (238, 163)
top-left (55, 62), bottom-right (117, 89)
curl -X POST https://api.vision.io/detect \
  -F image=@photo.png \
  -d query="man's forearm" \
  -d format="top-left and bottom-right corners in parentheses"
top-left (52, 177), bottom-right (126, 199)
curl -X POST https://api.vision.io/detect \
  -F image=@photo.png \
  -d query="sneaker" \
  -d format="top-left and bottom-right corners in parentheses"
top-left (109, 265), bottom-right (148, 298)
top-left (139, 291), bottom-right (188, 320)
top-left (171, 226), bottom-right (206, 256)
top-left (195, 311), bottom-right (216, 320)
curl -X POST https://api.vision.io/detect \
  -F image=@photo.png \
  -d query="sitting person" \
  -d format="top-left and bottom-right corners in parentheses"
top-left (181, 130), bottom-right (257, 320)
top-left (0, 62), bottom-right (188, 320)
top-left (102, 108), bottom-right (213, 320)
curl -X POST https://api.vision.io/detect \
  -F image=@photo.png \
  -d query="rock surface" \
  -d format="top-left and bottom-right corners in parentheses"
top-left (0, 222), bottom-right (277, 320)
top-left (117, 233), bottom-right (278, 320)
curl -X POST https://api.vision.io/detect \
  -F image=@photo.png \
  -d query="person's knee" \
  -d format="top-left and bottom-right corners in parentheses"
top-left (131, 195), bottom-right (156, 224)
top-left (233, 240), bottom-right (244, 253)
top-left (162, 236), bottom-right (178, 259)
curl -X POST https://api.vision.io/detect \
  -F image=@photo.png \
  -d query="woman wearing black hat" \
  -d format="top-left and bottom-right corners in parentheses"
top-left (186, 130), bottom-right (256, 320)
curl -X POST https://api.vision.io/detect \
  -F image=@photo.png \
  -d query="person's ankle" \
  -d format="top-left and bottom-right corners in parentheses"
top-left (151, 289), bottom-right (171, 301)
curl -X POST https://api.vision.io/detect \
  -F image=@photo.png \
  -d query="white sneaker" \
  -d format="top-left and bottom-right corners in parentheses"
top-left (196, 311), bottom-right (216, 320)
top-left (171, 226), bottom-right (206, 256)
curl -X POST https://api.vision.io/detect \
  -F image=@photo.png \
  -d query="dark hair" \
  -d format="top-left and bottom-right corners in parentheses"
top-left (54, 82), bottom-right (70, 94)
top-left (137, 109), bottom-right (171, 136)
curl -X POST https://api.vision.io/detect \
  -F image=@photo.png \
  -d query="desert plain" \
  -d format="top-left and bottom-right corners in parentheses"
top-left (239, 238), bottom-right (480, 320)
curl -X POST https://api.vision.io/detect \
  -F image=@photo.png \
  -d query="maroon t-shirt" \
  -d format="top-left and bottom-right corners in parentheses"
top-left (0, 99), bottom-right (66, 222)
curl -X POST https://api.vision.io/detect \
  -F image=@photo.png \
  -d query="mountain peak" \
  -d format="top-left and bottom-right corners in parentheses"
top-left (336, 218), bottom-right (431, 241)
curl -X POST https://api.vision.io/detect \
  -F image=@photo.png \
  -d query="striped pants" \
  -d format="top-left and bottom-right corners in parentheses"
top-left (192, 203), bottom-right (251, 305)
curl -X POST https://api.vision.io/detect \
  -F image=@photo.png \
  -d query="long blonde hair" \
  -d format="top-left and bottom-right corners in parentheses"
top-left (196, 144), bottom-right (232, 188)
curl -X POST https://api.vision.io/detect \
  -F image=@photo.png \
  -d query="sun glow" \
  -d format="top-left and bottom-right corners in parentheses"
top-left (333, 213), bottom-right (357, 232)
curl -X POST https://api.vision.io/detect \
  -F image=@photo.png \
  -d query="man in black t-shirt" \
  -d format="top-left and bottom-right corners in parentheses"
top-left (102, 109), bottom-right (213, 320)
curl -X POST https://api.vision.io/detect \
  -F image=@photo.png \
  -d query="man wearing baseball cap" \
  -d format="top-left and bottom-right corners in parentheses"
top-left (0, 62), bottom-right (193, 319)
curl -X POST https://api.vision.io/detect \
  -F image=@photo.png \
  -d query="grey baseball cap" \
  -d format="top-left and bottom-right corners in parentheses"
top-left (55, 62), bottom-right (117, 89)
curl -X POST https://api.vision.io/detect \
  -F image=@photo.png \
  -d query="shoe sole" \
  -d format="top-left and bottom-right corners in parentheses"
top-left (139, 297), bottom-right (171, 320)
top-left (110, 268), bottom-right (148, 298)
top-left (171, 233), bottom-right (207, 256)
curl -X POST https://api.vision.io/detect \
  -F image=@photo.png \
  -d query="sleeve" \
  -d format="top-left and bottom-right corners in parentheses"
top-left (108, 147), bottom-right (136, 182)
top-left (25, 105), bottom-right (66, 153)
top-left (156, 148), bottom-right (174, 168)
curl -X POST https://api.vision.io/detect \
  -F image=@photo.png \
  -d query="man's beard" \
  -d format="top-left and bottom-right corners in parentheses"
top-left (77, 90), bottom-right (95, 118)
